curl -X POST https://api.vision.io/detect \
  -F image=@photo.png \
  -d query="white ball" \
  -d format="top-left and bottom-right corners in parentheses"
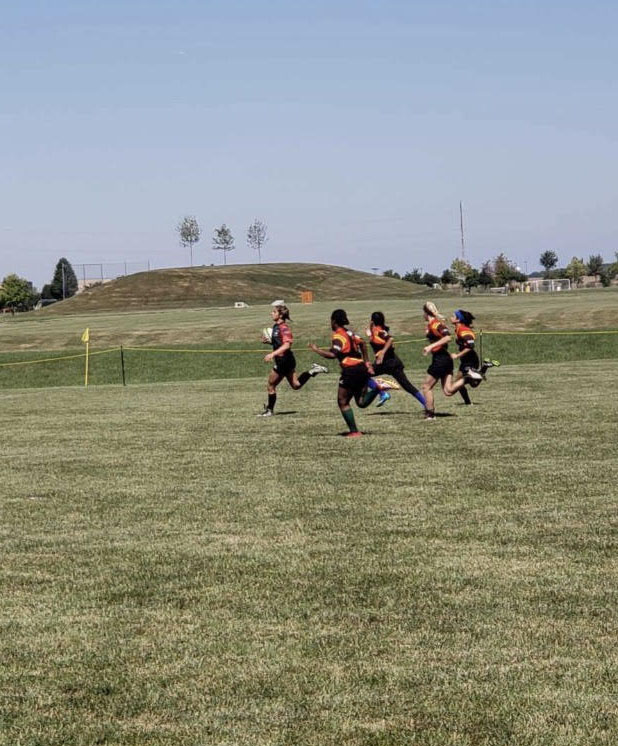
top-left (262, 327), bottom-right (273, 342)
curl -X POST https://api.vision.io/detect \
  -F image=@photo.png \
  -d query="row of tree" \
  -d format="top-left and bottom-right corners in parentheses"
top-left (539, 250), bottom-right (618, 286)
top-left (384, 254), bottom-right (527, 290)
top-left (385, 251), bottom-right (618, 290)
top-left (177, 217), bottom-right (268, 266)
top-left (0, 258), bottom-right (79, 310)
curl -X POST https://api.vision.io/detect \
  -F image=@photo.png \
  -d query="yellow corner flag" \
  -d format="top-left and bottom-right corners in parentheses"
top-left (81, 328), bottom-right (90, 386)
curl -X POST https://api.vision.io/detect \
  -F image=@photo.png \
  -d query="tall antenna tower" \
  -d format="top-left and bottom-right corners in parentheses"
top-left (459, 201), bottom-right (465, 260)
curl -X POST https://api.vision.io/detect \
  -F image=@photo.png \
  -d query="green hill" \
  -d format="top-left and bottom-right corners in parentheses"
top-left (45, 263), bottom-right (426, 314)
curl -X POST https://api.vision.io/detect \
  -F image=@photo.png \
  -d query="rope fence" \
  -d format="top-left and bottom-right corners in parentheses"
top-left (0, 329), bottom-right (616, 390)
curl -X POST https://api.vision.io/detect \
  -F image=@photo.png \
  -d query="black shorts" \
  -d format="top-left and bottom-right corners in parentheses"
top-left (339, 363), bottom-right (370, 395)
top-left (373, 355), bottom-right (404, 377)
top-left (427, 352), bottom-right (453, 380)
top-left (273, 352), bottom-right (296, 377)
top-left (459, 350), bottom-right (480, 373)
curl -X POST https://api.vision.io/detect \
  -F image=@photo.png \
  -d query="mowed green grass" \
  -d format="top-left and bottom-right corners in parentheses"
top-left (2, 361), bottom-right (618, 745)
top-left (1, 289), bottom-right (618, 391)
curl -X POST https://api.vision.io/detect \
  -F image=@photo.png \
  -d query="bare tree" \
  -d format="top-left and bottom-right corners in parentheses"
top-left (247, 219), bottom-right (268, 263)
top-left (212, 224), bottom-right (235, 265)
top-left (177, 216), bottom-right (201, 267)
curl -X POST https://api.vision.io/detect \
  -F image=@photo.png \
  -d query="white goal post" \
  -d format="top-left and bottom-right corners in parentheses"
top-left (527, 278), bottom-right (571, 293)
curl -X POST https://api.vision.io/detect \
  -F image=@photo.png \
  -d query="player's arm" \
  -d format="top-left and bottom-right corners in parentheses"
top-left (451, 336), bottom-right (474, 360)
top-left (309, 342), bottom-right (337, 359)
top-left (265, 341), bottom-right (291, 361)
top-left (451, 346), bottom-right (471, 360)
top-left (423, 334), bottom-right (452, 356)
top-left (375, 336), bottom-right (393, 364)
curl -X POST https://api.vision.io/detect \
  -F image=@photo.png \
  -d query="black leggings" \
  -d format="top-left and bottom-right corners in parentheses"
top-left (374, 357), bottom-right (422, 397)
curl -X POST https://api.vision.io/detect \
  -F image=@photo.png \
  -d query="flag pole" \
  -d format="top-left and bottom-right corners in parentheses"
top-left (81, 328), bottom-right (90, 386)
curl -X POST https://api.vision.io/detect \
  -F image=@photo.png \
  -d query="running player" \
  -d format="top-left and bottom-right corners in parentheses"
top-left (449, 309), bottom-right (501, 405)
top-left (258, 302), bottom-right (327, 417)
top-left (420, 301), bottom-right (455, 420)
top-left (367, 311), bottom-right (427, 411)
top-left (309, 309), bottom-right (390, 437)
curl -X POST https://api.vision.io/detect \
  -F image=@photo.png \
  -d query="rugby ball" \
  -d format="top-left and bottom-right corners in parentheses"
top-left (262, 327), bottom-right (273, 343)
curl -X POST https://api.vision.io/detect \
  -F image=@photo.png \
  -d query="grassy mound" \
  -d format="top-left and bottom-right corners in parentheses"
top-left (44, 263), bottom-right (427, 314)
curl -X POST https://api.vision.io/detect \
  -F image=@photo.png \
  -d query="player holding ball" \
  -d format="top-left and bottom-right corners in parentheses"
top-left (258, 301), bottom-right (327, 417)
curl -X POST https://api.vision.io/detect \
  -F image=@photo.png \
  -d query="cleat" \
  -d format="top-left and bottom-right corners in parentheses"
top-left (376, 391), bottom-right (391, 408)
top-left (257, 406), bottom-right (273, 417)
top-left (464, 368), bottom-right (483, 382)
top-left (373, 377), bottom-right (400, 391)
top-left (344, 430), bottom-right (363, 438)
top-left (309, 362), bottom-right (328, 375)
top-left (483, 359), bottom-right (501, 368)
top-left (424, 411), bottom-right (436, 421)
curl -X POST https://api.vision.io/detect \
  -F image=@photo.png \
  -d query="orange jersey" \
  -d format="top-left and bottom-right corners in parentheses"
top-left (426, 318), bottom-right (450, 342)
top-left (454, 323), bottom-right (475, 351)
top-left (368, 325), bottom-right (395, 360)
top-left (331, 326), bottom-right (364, 367)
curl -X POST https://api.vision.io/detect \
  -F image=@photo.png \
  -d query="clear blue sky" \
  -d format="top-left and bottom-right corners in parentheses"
top-left (2, 0), bottom-right (617, 288)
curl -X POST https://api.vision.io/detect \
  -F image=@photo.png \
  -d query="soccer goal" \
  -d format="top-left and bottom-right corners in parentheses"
top-left (528, 278), bottom-right (571, 293)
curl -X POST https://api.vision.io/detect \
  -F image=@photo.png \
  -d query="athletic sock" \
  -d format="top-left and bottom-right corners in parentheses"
top-left (267, 393), bottom-right (276, 412)
top-left (342, 408), bottom-right (358, 432)
top-left (297, 371), bottom-right (311, 387)
top-left (413, 390), bottom-right (427, 407)
top-left (459, 387), bottom-right (472, 405)
top-left (366, 377), bottom-right (379, 391)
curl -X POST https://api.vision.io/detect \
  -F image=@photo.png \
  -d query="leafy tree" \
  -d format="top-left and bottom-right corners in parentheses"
top-left (177, 216), bottom-right (201, 267)
top-left (247, 219), bottom-right (268, 263)
top-left (382, 269), bottom-right (401, 279)
top-left (587, 253), bottom-right (604, 278)
top-left (49, 258), bottom-right (78, 300)
top-left (0, 274), bottom-right (39, 309)
top-left (450, 258), bottom-right (473, 286)
top-left (421, 272), bottom-right (440, 287)
top-left (402, 268), bottom-right (423, 283)
top-left (212, 224), bottom-right (235, 265)
top-left (493, 253), bottom-right (525, 286)
top-left (478, 261), bottom-right (494, 289)
top-left (565, 257), bottom-right (587, 287)
top-left (463, 268), bottom-right (480, 290)
top-left (441, 268), bottom-right (456, 286)
top-left (539, 250), bottom-right (558, 278)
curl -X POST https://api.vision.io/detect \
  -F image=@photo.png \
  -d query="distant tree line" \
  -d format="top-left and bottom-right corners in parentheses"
top-left (0, 258), bottom-right (79, 312)
top-left (383, 251), bottom-right (618, 290)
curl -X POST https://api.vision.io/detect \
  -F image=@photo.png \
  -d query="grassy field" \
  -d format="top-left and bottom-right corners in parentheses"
top-left (1, 288), bottom-right (618, 744)
top-left (1, 361), bottom-right (618, 745)
top-left (0, 289), bottom-right (617, 390)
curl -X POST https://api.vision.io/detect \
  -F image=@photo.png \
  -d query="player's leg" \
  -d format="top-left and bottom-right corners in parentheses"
top-left (287, 363), bottom-right (327, 390)
top-left (258, 370), bottom-right (283, 416)
top-left (391, 364), bottom-right (426, 408)
top-left (421, 374), bottom-right (438, 419)
top-left (338, 385), bottom-right (361, 436)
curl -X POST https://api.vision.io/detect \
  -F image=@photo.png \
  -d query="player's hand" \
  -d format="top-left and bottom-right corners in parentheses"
top-left (366, 363), bottom-right (375, 375)
top-left (451, 353), bottom-right (458, 360)
top-left (308, 342), bottom-right (319, 352)
top-left (422, 345), bottom-right (431, 356)
top-left (264, 353), bottom-right (273, 362)
top-left (261, 335), bottom-right (270, 344)
top-left (375, 351), bottom-right (384, 364)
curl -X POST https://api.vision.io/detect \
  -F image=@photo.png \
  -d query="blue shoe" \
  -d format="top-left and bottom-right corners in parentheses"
top-left (376, 391), bottom-right (391, 408)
